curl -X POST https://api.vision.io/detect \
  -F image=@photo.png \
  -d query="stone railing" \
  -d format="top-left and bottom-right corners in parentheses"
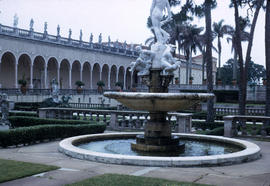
top-left (38, 108), bottom-right (192, 133)
top-left (62, 103), bottom-right (110, 109)
top-left (224, 115), bottom-right (270, 138)
top-left (216, 107), bottom-right (265, 116)
top-left (0, 24), bottom-right (138, 58)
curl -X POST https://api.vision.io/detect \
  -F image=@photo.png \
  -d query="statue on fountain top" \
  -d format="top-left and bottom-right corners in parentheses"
top-left (129, 46), bottom-right (155, 76)
top-left (150, 0), bottom-right (172, 44)
top-left (160, 45), bottom-right (181, 75)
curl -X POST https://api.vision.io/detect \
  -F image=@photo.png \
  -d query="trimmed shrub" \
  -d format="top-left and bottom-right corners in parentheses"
top-left (9, 116), bottom-right (95, 128)
top-left (9, 112), bottom-right (38, 117)
top-left (14, 102), bottom-right (41, 111)
top-left (192, 121), bottom-right (224, 130)
top-left (203, 127), bottom-right (224, 136)
top-left (0, 124), bottom-right (106, 147)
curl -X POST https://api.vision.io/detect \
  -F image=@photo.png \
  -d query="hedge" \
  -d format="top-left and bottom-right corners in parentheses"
top-left (9, 112), bottom-right (38, 117)
top-left (9, 116), bottom-right (94, 128)
top-left (192, 121), bottom-right (224, 130)
top-left (0, 124), bottom-right (106, 147)
top-left (14, 102), bottom-right (41, 111)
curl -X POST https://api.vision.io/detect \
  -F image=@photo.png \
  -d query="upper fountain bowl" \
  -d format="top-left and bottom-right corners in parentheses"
top-left (104, 92), bottom-right (215, 112)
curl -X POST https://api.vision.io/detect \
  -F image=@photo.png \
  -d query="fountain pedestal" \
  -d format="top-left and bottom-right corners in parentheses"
top-left (130, 69), bottom-right (185, 152)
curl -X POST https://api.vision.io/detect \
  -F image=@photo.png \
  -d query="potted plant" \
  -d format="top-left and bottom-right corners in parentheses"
top-left (75, 80), bottom-right (85, 94)
top-left (175, 77), bottom-right (179, 84)
top-left (263, 78), bottom-right (267, 86)
top-left (97, 80), bottom-right (105, 94)
top-left (217, 78), bottom-right (222, 86)
top-left (115, 81), bottom-right (123, 91)
top-left (203, 79), bottom-right (207, 85)
top-left (189, 76), bottom-right (193, 85)
top-left (231, 79), bottom-right (237, 86)
top-left (18, 77), bottom-right (27, 94)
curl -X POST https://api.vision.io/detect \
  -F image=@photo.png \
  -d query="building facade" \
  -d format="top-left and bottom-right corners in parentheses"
top-left (0, 24), bottom-right (216, 91)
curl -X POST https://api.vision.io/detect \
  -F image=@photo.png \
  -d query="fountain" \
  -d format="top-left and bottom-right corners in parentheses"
top-left (58, 0), bottom-right (261, 167)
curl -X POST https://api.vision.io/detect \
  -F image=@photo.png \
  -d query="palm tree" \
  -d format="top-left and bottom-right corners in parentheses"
top-left (226, 17), bottom-right (250, 81)
top-left (204, 0), bottom-right (216, 123)
top-left (265, 0), bottom-right (270, 119)
top-left (178, 24), bottom-right (204, 84)
top-left (213, 19), bottom-right (231, 80)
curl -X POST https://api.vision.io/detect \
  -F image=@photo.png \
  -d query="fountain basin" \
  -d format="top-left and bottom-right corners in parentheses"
top-left (59, 132), bottom-right (261, 167)
top-left (103, 92), bottom-right (215, 112)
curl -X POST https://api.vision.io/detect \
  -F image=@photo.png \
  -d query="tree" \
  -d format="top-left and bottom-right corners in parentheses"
top-left (226, 17), bottom-right (250, 81)
top-left (178, 24), bottom-right (204, 84)
top-left (266, 0), bottom-right (270, 118)
top-left (204, 0), bottom-right (216, 123)
top-left (213, 20), bottom-right (231, 80)
top-left (232, 0), bottom-right (264, 116)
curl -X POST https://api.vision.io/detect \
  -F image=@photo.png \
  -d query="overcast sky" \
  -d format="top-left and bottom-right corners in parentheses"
top-left (0, 0), bottom-right (266, 67)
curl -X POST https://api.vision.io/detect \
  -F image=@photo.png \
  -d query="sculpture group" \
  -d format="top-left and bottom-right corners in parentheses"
top-left (129, 0), bottom-right (180, 76)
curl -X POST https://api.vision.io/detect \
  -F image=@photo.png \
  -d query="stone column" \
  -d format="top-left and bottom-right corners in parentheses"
top-left (108, 68), bottom-right (111, 90)
top-left (90, 69), bottom-right (93, 89)
top-left (224, 116), bottom-right (235, 137)
top-left (176, 113), bottom-right (192, 133)
top-left (44, 65), bottom-right (48, 89)
top-left (130, 72), bottom-right (133, 89)
top-left (15, 62), bottom-right (18, 88)
top-left (80, 69), bottom-right (82, 81)
top-left (69, 68), bottom-right (72, 89)
top-left (99, 71), bottom-right (102, 82)
top-left (116, 68), bottom-right (119, 83)
top-left (29, 63), bottom-right (33, 89)
top-left (57, 65), bottom-right (60, 86)
top-left (123, 70), bottom-right (127, 90)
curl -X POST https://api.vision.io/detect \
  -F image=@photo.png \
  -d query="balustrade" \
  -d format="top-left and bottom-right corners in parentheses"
top-left (38, 108), bottom-right (192, 133)
top-left (224, 115), bottom-right (270, 138)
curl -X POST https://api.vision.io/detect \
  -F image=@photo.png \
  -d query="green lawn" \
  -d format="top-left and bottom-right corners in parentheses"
top-left (67, 174), bottom-right (214, 186)
top-left (0, 159), bottom-right (59, 183)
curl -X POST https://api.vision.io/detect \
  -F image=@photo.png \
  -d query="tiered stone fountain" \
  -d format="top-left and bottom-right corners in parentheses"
top-left (58, 0), bottom-right (261, 167)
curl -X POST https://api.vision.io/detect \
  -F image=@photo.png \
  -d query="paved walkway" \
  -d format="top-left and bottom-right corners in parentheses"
top-left (0, 137), bottom-right (270, 186)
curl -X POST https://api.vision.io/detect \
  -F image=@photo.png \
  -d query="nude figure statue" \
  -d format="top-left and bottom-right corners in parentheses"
top-left (150, 0), bottom-right (173, 44)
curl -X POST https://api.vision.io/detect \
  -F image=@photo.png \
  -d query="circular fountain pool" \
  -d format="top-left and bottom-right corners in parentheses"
top-left (59, 132), bottom-right (261, 167)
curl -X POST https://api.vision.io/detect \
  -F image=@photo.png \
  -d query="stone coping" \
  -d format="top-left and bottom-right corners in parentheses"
top-left (104, 92), bottom-right (215, 100)
top-left (58, 132), bottom-right (261, 167)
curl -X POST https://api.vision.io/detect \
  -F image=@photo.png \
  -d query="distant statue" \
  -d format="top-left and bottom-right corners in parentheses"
top-left (0, 93), bottom-right (10, 127)
top-left (68, 28), bottom-right (72, 39)
top-left (98, 33), bottom-right (102, 44)
top-left (150, 0), bottom-right (172, 44)
top-left (123, 41), bottom-right (127, 49)
top-left (13, 14), bottom-right (19, 28)
top-left (129, 46), bottom-right (155, 76)
top-left (160, 45), bottom-right (180, 75)
top-left (89, 33), bottom-right (93, 43)
top-left (115, 40), bottom-right (119, 48)
top-left (57, 25), bottom-right (60, 36)
top-left (130, 44), bottom-right (134, 51)
top-left (44, 22), bottom-right (48, 33)
top-left (79, 29), bottom-right (83, 41)
top-left (30, 18), bottom-right (34, 31)
top-left (108, 36), bottom-right (111, 46)
top-left (51, 78), bottom-right (59, 103)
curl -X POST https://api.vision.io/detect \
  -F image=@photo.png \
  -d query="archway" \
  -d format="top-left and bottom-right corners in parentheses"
top-left (82, 62), bottom-right (91, 89)
top-left (18, 54), bottom-right (31, 88)
top-left (92, 63), bottom-right (100, 89)
top-left (71, 60), bottom-right (81, 89)
top-left (60, 59), bottom-right (70, 89)
top-left (33, 56), bottom-right (46, 89)
top-left (126, 67), bottom-right (131, 90)
top-left (101, 64), bottom-right (109, 89)
top-left (118, 66), bottom-right (125, 89)
top-left (0, 52), bottom-right (16, 88)
top-left (110, 65), bottom-right (117, 90)
top-left (47, 57), bottom-right (58, 88)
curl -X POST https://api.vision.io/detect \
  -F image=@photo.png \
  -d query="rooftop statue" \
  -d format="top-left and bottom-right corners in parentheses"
top-left (44, 22), bottom-right (48, 33)
top-left (57, 25), bottom-right (60, 36)
top-left (150, 0), bottom-right (172, 44)
top-left (30, 18), bottom-right (34, 31)
top-left (13, 14), bottom-right (19, 28)
top-left (80, 29), bottom-right (83, 41)
top-left (98, 33), bottom-right (102, 44)
top-left (90, 33), bottom-right (93, 43)
top-left (69, 28), bottom-right (72, 39)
